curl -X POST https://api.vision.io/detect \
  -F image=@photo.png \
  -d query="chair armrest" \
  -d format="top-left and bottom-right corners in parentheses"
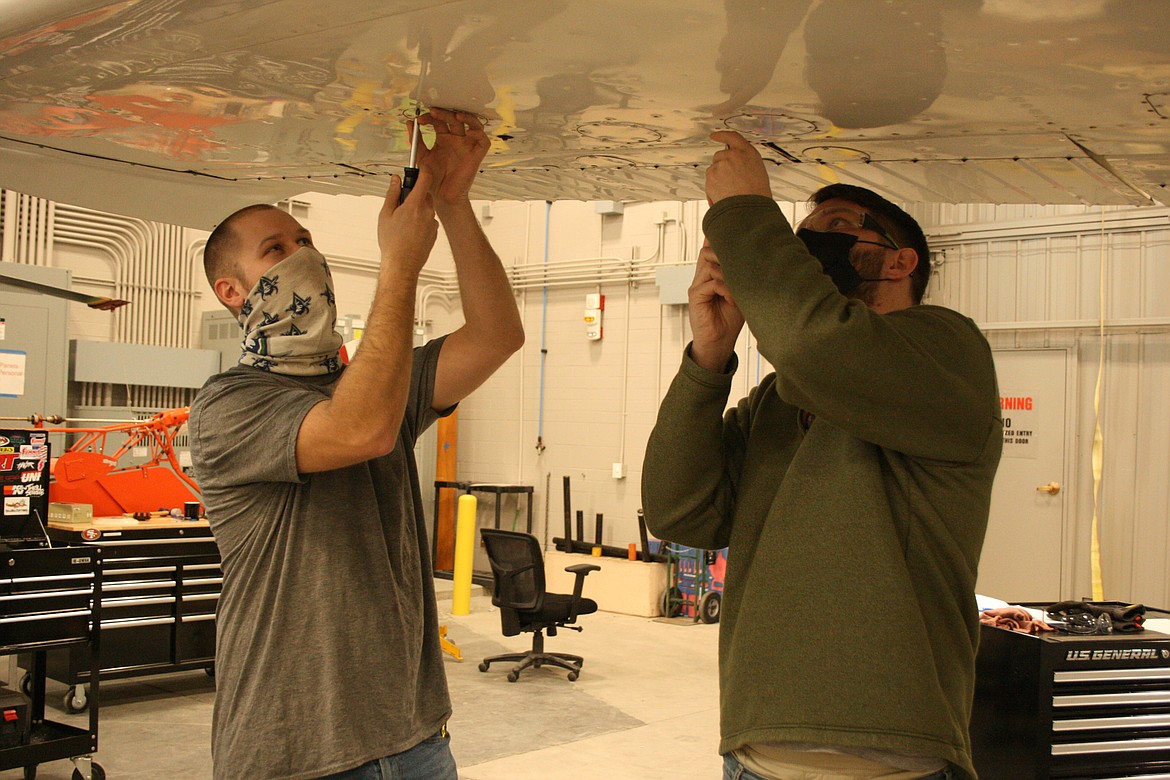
top-left (565, 563), bottom-right (601, 622)
top-left (565, 563), bottom-right (602, 576)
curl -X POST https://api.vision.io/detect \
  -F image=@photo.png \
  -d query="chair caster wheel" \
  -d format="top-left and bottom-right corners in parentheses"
top-left (507, 671), bottom-right (519, 682)
top-left (567, 671), bottom-right (579, 682)
top-left (478, 662), bottom-right (489, 672)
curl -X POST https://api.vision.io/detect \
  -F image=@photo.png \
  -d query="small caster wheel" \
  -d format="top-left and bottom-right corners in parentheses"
top-left (567, 671), bottom-right (579, 682)
top-left (64, 685), bottom-right (88, 714)
top-left (19, 672), bottom-right (32, 697)
top-left (506, 671), bottom-right (519, 682)
top-left (71, 763), bottom-right (106, 780)
top-left (478, 662), bottom-right (489, 672)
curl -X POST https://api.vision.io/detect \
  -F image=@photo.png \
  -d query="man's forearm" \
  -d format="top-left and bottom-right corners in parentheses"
top-left (324, 267), bottom-right (419, 447)
top-left (426, 198), bottom-right (523, 411)
top-left (439, 198), bottom-right (522, 348)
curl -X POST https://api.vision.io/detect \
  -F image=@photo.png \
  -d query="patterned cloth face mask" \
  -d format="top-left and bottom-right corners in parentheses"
top-left (237, 246), bottom-right (343, 375)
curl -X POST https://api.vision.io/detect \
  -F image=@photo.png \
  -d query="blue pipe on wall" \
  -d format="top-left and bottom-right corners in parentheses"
top-left (536, 200), bottom-right (550, 454)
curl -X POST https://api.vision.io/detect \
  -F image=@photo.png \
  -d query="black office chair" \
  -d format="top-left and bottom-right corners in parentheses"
top-left (478, 528), bottom-right (600, 682)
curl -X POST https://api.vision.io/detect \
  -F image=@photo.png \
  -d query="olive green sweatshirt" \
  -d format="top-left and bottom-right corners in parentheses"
top-left (642, 195), bottom-right (1002, 780)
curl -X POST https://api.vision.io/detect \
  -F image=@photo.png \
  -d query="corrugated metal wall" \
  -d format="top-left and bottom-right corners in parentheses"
top-left (917, 203), bottom-right (1170, 607)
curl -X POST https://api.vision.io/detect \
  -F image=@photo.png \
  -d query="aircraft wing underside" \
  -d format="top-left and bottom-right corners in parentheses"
top-left (1, 0), bottom-right (1167, 227)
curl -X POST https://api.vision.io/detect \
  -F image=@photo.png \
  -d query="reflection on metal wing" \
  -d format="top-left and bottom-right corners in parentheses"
top-left (0, 0), bottom-right (1167, 228)
top-left (0, 272), bottom-right (130, 311)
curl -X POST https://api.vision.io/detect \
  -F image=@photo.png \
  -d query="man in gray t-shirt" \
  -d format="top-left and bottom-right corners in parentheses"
top-left (190, 109), bottom-right (523, 780)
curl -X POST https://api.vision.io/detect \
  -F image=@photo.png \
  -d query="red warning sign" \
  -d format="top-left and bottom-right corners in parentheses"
top-left (1000, 392), bottom-right (1038, 458)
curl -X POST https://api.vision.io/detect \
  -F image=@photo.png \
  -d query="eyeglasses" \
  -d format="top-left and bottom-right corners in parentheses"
top-left (799, 206), bottom-right (900, 251)
top-left (1046, 609), bottom-right (1114, 636)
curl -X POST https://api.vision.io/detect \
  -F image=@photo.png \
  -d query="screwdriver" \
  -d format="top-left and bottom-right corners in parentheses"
top-left (400, 37), bottom-right (429, 204)
top-left (400, 101), bottom-right (422, 204)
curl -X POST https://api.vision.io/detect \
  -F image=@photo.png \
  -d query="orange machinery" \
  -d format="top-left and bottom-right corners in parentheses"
top-left (24, 408), bottom-right (200, 517)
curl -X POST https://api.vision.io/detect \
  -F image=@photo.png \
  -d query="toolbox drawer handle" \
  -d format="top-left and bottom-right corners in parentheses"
top-left (1054, 713), bottom-right (1170, 731)
top-left (1054, 691), bottom-right (1170, 707)
top-left (1, 573), bottom-right (94, 585)
top-left (103, 616), bottom-right (176, 629)
top-left (107, 566), bottom-right (177, 576)
top-left (1055, 668), bottom-right (1170, 683)
top-left (0, 610), bottom-right (91, 624)
top-left (1051, 735), bottom-right (1170, 755)
top-left (103, 581), bottom-right (176, 592)
top-left (103, 596), bottom-right (177, 607)
top-left (0, 588), bottom-right (93, 601)
top-left (86, 538), bottom-right (211, 547)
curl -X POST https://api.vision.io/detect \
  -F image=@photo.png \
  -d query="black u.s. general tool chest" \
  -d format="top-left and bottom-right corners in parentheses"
top-left (972, 616), bottom-right (1170, 779)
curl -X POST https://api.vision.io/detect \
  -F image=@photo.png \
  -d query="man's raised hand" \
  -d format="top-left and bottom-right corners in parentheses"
top-left (706, 130), bottom-right (772, 205)
top-left (414, 107), bottom-right (490, 209)
top-left (378, 170), bottom-right (438, 278)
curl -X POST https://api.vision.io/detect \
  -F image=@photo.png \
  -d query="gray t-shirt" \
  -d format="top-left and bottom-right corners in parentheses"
top-left (189, 337), bottom-right (452, 780)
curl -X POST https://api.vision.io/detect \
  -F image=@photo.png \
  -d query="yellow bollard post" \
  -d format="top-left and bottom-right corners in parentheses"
top-left (451, 493), bottom-right (477, 616)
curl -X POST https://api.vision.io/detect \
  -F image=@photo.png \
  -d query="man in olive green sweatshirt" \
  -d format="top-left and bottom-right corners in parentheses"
top-left (642, 130), bottom-right (1002, 780)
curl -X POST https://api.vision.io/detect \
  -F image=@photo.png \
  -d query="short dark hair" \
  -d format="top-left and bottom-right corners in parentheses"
top-left (809, 183), bottom-right (930, 303)
top-left (203, 203), bottom-right (282, 289)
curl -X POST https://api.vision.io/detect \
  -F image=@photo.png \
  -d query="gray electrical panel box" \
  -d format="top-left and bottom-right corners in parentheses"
top-left (655, 263), bottom-right (697, 306)
top-left (0, 262), bottom-right (70, 421)
top-left (70, 340), bottom-right (221, 388)
top-left (200, 309), bottom-right (242, 372)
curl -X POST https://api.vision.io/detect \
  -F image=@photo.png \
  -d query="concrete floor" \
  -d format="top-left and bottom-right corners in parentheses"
top-left (1, 582), bottom-right (722, 779)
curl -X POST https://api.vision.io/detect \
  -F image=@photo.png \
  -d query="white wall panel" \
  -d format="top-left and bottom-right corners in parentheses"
top-left (1132, 338), bottom-right (1170, 602)
top-left (1047, 236), bottom-right (1080, 322)
top-left (1076, 235), bottom-right (1103, 322)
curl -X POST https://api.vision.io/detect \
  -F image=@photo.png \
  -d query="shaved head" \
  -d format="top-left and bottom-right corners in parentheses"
top-left (203, 203), bottom-right (283, 290)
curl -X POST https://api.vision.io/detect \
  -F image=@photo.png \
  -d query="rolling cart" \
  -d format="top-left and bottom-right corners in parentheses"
top-left (658, 542), bottom-right (723, 624)
top-left (1, 544), bottom-right (104, 780)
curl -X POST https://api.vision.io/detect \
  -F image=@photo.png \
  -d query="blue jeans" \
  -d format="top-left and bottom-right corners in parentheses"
top-left (319, 731), bottom-right (457, 780)
top-left (722, 752), bottom-right (952, 780)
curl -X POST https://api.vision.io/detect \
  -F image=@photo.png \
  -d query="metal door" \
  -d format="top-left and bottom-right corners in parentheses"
top-left (976, 349), bottom-right (1070, 602)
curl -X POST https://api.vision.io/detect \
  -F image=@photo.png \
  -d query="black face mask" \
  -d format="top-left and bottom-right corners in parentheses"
top-left (796, 228), bottom-right (891, 295)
